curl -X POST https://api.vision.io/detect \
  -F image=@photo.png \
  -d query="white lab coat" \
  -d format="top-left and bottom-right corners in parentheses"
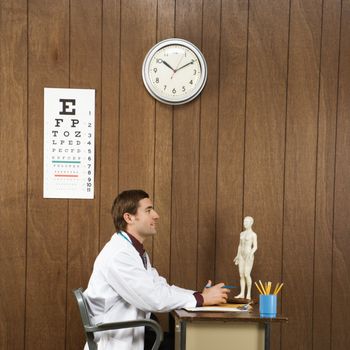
top-left (83, 232), bottom-right (197, 350)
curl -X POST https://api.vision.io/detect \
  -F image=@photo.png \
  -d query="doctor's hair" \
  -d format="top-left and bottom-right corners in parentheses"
top-left (111, 189), bottom-right (149, 231)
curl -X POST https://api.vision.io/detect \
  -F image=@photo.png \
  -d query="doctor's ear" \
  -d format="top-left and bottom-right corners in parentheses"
top-left (123, 212), bottom-right (134, 225)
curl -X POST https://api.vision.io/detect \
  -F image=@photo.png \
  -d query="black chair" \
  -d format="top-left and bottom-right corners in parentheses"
top-left (73, 288), bottom-right (163, 350)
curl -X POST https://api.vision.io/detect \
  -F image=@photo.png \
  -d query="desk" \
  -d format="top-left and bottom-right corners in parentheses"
top-left (171, 308), bottom-right (287, 350)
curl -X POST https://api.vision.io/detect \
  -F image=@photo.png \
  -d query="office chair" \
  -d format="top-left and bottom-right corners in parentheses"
top-left (73, 288), bottom-right (163, 350)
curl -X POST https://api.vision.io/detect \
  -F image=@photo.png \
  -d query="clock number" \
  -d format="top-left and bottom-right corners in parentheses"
top-left (164, 85), bottom-right (167, 91)
top-left (153, 68), bottom-right (158, 73)
top-left (155, 77), bottom-right (159, 83)
top-left (193, 69), bottom-right (197, 75)
top-left (189, 80), bottom-right (193, 85)
top-left (172, 88), bottom-right (176, 94)
top-left (182, 86), bottom-right (186, 92)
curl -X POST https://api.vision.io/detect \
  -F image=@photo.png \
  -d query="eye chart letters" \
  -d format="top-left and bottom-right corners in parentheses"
top-left (44, 88), bottom-right (95, 199)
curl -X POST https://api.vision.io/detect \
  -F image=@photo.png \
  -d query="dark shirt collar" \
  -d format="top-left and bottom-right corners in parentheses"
top-left (123, 231), bottom-right (145, 257)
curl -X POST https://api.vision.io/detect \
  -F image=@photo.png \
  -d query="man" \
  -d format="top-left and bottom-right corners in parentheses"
top-left (84, 189), bottom-right (229, 350)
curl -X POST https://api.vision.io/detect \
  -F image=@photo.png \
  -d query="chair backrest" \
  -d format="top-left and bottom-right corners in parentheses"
top-left (73, 287), bottom-right (163, 350)
top-left (73, 288), bottom-right (92, 326)
top-left (73, 288), bottom-right (98, 350)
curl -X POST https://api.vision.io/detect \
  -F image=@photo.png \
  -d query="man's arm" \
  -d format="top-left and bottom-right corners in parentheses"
top-left (106, 250), bottom-right (229, 312)
top-left (105, 249), bottom-right (198, 312)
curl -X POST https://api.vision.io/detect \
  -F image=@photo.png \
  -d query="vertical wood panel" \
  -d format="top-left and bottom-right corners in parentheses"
top-left (244, 0), bottom-right (289, 286)
top-left (282, 0), bottom-right (322, 348)
top-left (197, 0), bottom-right (221, 287)
top-left (332, 0), bottom-right (350, 348)
top-left (66, 1), bottom-right (102, 349)
top-left (100, 0), bottom-right (121, 247)
top-left (119, 0), bottom-right (157, 254)
top-left (153, 0), bottom-right (175, 280)
top-left (0, 1), bottom-right (27, 349)
top-left (26, 1), bottom-right (69, 349)
top-left (153, 1), bottom-right (175, 329)
top-left (313, 0), bottom-right (341, 349)
top-left (216, 0), bottom-right (248, 283)
top-left (244, 1), bottom-right (290, 349)
top-left (171, 0), bottom-right (202, 290)
top-left (118, 0), bottom-right (156, 192)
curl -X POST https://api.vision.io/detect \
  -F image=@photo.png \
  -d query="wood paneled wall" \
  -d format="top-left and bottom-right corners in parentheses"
top-left (0, 0), bottom-right (349, 349)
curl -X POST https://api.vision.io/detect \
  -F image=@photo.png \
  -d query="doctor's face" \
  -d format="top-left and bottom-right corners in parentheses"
top-left (130, 198), bottom-right (159, 238)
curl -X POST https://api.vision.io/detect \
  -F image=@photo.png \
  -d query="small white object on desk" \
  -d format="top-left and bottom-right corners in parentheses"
top-left (184, 306), bottom-right (249, 312)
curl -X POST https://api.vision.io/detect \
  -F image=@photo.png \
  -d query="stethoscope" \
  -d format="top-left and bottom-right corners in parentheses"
top-left (118, 231), bottom-right (147, 268)
top-left (118, 231), bottom-right (132, 244)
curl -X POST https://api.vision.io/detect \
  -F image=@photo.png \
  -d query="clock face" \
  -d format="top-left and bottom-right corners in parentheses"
top-left (142, 38), bottom-right (207, 105)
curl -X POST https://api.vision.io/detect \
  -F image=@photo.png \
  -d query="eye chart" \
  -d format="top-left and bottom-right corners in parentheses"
top-left (44, 88), bottom-right (95, 199)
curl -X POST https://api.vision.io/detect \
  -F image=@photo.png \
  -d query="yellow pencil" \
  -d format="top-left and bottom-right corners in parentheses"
top-left (254, 281), bottom-right (264, 295)
top-left (274, 282), bottom-right (284, 295)
top-left (267, 281), bottom-right (272, 295)
top-left (273, 282), bottom-right (280, 295)
top-left (259, 280), bottom-right (266, 295)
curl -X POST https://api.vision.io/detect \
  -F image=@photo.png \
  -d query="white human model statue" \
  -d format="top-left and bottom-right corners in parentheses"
top-left (233, 216), bottom-right (258, 300)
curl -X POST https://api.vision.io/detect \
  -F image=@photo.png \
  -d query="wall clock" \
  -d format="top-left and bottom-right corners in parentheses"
top-left (142, 38), bottom-right (207, 105)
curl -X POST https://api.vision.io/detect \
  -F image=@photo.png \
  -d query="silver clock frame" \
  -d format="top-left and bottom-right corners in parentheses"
top-left (142, 38), bottom-right (208, 106)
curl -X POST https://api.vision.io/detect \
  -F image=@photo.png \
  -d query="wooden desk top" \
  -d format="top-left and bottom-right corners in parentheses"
top-left (172, 307), bottom-right (288, 324)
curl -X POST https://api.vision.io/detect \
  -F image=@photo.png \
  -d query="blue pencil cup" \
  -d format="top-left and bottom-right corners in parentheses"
top-left (259, 294), bottom-right (277, 318)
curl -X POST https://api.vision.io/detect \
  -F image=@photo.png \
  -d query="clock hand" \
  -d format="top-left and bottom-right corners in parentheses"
top-left (171, 54), bottom-right (185, 79)
top-left (157, 59), bottom-right (175, 72)
top-left (175, 59), bottom-right (195, 72)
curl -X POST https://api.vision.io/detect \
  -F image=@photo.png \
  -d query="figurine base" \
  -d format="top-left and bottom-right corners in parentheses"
top-left (227, 297), bottom-right (257, 304)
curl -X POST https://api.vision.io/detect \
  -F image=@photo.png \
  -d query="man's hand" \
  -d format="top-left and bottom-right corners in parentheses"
top-left (201, 280), bottom-right (230, 306)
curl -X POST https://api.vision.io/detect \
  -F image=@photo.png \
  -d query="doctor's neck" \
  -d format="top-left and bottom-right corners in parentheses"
top-left (124, 228), bottom-right (146, 244)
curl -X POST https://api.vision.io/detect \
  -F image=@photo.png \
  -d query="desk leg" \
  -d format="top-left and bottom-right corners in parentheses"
top-left (264, 323), bottom-right (271, 350)
top-left (180, 321), bottom-right (186, 350)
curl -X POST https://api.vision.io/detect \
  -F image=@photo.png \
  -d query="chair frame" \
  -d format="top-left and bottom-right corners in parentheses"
top-left (73, 288), bottom-right (163, 350)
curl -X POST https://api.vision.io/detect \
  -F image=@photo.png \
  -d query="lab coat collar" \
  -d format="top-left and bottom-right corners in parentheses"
top-left (121, 231), bottom-right (146, 258)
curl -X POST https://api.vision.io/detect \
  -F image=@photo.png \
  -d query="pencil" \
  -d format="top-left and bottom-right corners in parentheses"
top-left (274, 282), bottom-right (284, 295)
top-left (273, 282), bottom-right (280, 295)
top-left (267, 281), bottom-right (272, 295)
top-left (254, 281), bottom-right (264, 295)
top-left (259, 280), bottom-right (266, 295)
